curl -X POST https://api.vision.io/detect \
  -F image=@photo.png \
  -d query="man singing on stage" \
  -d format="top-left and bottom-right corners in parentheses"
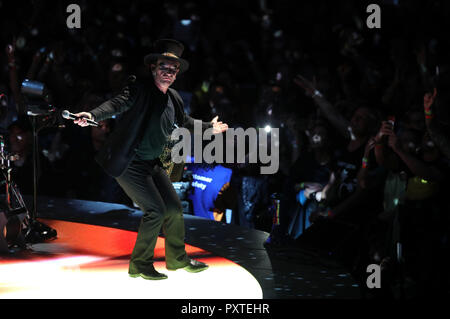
top-left (73, 39), bottom-right (228, 280)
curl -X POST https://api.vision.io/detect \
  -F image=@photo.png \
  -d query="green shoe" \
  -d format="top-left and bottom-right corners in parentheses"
top-left (168, 259), bottom-right (209, 273)
top-left (129, 266), bottom-right (168, 280)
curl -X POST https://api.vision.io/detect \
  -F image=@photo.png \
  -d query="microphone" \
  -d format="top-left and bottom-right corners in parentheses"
top-left (61, 110), bottom-right (99, 127)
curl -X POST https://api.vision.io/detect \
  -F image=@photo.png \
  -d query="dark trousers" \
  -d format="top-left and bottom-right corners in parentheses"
top-left (116, 157), bottom-right (188, 273)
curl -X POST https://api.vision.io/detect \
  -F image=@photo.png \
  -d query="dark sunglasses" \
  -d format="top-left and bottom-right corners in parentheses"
top-left (158, 63), bottom-right (179, 74)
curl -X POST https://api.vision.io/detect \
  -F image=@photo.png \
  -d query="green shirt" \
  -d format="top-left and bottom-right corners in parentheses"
top-left (135, 94), bottom-right (175, 160)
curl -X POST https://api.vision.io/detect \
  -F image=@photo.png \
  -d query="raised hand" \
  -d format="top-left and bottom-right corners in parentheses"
top-left (374, 121), bottom-right (394, 144)
top-left (424, 88), bottom-right (437, 113)
top-left (303, 182), bottom-right (323, 199)
top-left (210, 116), bottom-right (228, 134)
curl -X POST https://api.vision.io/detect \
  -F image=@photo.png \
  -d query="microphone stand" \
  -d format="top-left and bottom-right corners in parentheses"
top-left (31, 115), bottom-right (38, 221)
top-left (24, 104), bottom-right (57, 243)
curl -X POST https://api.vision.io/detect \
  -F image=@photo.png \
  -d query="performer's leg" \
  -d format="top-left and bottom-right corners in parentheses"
top-left (151, 165), bottom-right (189, 269)
top-left (115, 160), bottom-right (167, 274)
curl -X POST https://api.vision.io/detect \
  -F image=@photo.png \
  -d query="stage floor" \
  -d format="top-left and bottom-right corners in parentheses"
top-left (0, 219), bottom-right (262, 299)
top-left (1, 196), bottom-right (361, 299)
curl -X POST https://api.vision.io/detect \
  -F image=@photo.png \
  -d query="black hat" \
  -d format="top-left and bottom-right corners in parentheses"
top-left (144, 39), bottom-right (189, 73)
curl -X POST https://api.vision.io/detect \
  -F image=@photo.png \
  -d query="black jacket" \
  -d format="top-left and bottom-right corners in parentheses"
top-left (89, 76), bottom-right (211, 178)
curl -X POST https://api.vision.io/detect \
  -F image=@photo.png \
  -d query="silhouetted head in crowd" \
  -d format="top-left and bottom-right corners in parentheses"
top-left (350, 107), bottom-right (380, 138)
top-left (308, 126), bottom-right (329, 150)
top-left (306, 117), bottom-right (333, 151)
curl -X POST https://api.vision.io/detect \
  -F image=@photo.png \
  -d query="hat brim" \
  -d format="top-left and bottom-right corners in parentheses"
top-left (144, 53), bottom-right (189, 73)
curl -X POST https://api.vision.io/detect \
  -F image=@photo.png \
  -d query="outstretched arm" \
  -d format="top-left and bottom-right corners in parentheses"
top-left (294, 74), bottom-right (351, 139)
top-left (88, 77), bottom-right (138, 122)
top-left (73, 78), bottom-right (138, 127)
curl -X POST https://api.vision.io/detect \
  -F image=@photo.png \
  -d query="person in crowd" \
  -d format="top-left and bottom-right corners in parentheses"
top-left (294, 74), bottom-right (381, 225)
top-left (360, 111), bottom-right (448, 297)
top-left (265, 117), bottom-right (337, 246)
top-left (186, 163), bottom-right (234, 223)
